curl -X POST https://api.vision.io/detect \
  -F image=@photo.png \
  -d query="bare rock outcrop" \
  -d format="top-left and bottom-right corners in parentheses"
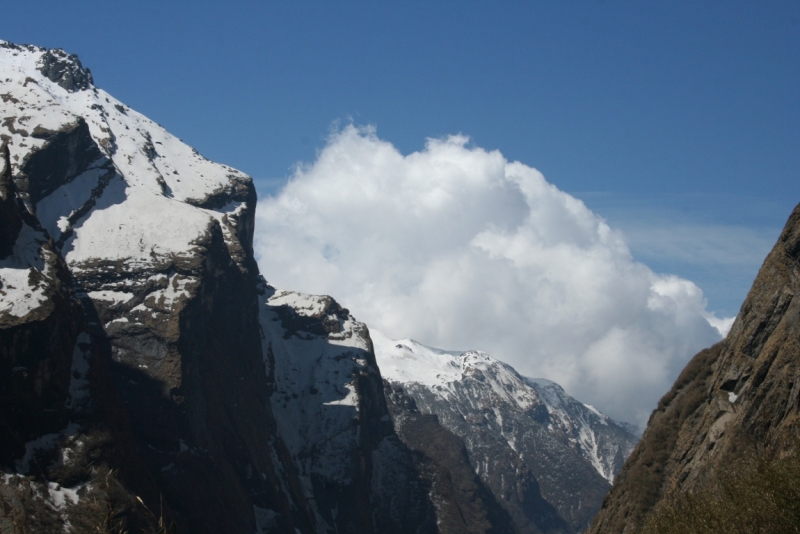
top-left (587, 202), bottom-right (800, 533)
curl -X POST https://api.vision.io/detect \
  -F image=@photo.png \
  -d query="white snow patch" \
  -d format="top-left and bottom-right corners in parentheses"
top-left (268, 290), bottom-right (332, 318)
top-left (322, 382), bottom-right (359, 407)
top-left (374, 331), bottom-right (539, 410)
top-left (371, 329), bottom-right (463, 387)
top-left (158, 273), bottom-right (195, 308)
top-left (47, 481), bottom-right (83, 509)
top-left (34, 162), bottom-right (110, 239)
top-left (16, 422), bottom-right (80, 474)
top-left (0, 224), bottom-right (51, 318)
top-left (63, 189), bottom-right (214, 268)
top-left (583, 404), bottom-right (606, 422)
top-left (87, 290), bottom-right (132, 305)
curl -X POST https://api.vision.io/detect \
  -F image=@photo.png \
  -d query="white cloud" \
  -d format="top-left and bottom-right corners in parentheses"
top-left (254, 125), bottom-right (728, 426)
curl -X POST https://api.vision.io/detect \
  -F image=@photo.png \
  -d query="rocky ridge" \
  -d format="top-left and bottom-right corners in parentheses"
top-left (0, 41), bottom-right (430, 533)
top-left (373, 331), bottom-right (639, 534)
top-left (587, 202), bottom-right (800, 533)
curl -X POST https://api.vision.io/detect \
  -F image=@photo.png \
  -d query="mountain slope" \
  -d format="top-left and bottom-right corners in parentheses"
top-left (373, 331), bottom-right (639, 533)
top-left (587, 202), bottom-right (800, 533)
top-left (0, 41), bottom-right (432, 534)
top-left (0, 39), bottom-right (310, 533)
top-left (259, 288), bottom-right (435, 533)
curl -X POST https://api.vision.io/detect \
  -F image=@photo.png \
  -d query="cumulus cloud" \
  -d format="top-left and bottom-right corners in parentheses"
top-left (254, 125), bottom-right (729, 426)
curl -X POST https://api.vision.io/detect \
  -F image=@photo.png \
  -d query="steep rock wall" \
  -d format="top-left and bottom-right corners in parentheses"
top-left (0, 137), bottom-right (164, 533)
top-left (260, 288), bottom-right (434, 533)
top-left (0, 41), bottom-right (432, 533)
top-left (588, 202), bottom-right (800, 533)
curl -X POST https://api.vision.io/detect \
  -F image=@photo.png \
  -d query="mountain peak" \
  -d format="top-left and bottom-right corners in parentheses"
top-left (0, 41), bottom-right (93, 93)
top-left (0, 39), bottom-right (437, 532)
top-left (373, 330), bottom-right (639, 531)
top-left (37, 48), bottom-right (94, 92)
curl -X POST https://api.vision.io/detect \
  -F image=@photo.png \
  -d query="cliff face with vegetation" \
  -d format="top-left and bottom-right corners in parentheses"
top-left (588, 202), bottom-right (800, 533)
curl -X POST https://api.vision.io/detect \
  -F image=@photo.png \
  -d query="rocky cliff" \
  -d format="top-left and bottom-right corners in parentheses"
top-left (0, 41), bottom-right (430, 533)
top-left (587, 202), bottom-right (800, 533)
top-left (373, 332), bottom-right (639, 534)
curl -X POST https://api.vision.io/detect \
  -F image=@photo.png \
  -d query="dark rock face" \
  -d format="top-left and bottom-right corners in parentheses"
top-left (19, 118), bottom-right (105, 206)
top-left (0, 140), bottom-right (162, 533)
top-left (86, 219), bottom-right (309, 533)
top-left (0, 145), bottom-right (23, 259)
top-left (0, 41), bottom-right (437, 533)
top-left (36, 48), bottom-right (94, 92)
top-left (0, 142), bottom-right (76, 465)
top-left (397, 379), bottom-right (598, 534)
top-left (384, 382), bottom-right (516, 534)
top-left (587, 202), bottom-right (800, 534)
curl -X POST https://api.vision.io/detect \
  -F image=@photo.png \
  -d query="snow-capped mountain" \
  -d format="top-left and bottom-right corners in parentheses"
top-left (0, 41), bottom-right (432, 533)
top-left (373, 331), bottom-right (639, 533)
top-left (0, 40), bottom-right (638, 534)
top-left (258, 287), bottom-right (434, 533)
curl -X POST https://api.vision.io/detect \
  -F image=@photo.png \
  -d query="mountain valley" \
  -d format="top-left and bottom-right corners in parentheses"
top-left (2, 40), bottom-right (797, 534)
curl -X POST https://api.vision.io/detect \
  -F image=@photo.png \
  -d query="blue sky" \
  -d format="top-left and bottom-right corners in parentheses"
top-left (3, 1), bottom-right (799, 318)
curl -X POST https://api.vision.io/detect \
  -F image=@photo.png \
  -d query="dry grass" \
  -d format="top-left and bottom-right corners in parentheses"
top-left (641, 454), bottom-right (800, 534)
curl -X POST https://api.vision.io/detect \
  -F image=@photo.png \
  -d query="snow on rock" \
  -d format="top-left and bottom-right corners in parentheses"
top-left (370, 330), bottom-right (464, 387)
top-left (0, 223), bottom-right (53, 320)
top-left (63, 188), bottom-right (215, 269)
top-left (0, 41), bottom-right (248, 204)
top-left (1, 41), bottom-right (283, 532)
top-left (33, 160), bottom-right (115, 239)
top-left (259, 284), bottom-right (373, 483)
top-left (373, 330), bottom-right (545, 411)
top-left (0, 40), bottom-right (254, 278)
top-left (374, 330), bottom-right (639, 532)
top-left (256, 281), bottom-right (417, 531)
top-left (46, 481), bottom-right (83, 509)
top-left (524, 377), bottom-right (630, 482)
top-left (15, 422), bottom-right (81, 475)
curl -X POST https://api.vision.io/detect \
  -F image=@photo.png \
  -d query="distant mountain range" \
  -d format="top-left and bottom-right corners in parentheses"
top-left (374, 332), bottom-right (637, 532)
